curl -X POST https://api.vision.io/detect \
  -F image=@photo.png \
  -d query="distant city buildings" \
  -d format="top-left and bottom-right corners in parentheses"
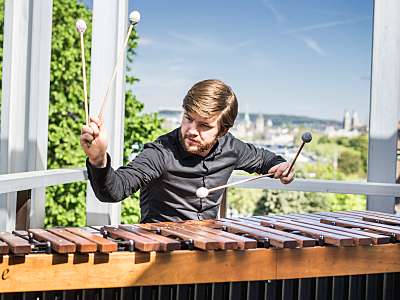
top-left (158, 108), bottom-right (366, 142)
top-left (158, 107), bottom-right (366, 160)
top-left (158, 108), bottom-right (355, 164)
top-left (325, 110), bottom-right (366, 138)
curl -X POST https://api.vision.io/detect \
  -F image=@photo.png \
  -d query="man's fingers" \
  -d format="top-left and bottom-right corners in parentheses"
top-left (81, 125), bottom-right (93, 135)
top-left (90, 116), bottom-right (103, 127)
top-left (89, 121), bottom-right (100, 136)
top-left (80, 133), bottom-right (94, 144)
top-left (274, 163), bottom-right (288, 178)
top-left (274, 169), bottom-right (282, 178)
top-left (280, 171), bottom-right (295, 184)
top-left (280, 177), bottom-right (294, 184)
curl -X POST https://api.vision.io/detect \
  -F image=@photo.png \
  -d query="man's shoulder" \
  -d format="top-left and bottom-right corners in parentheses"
top-left (144, 128), bottom-right (179, 153)
top-left (220, 131), bottom-right (259, 154)
top-left (221, 131), bottom-right (243, 148)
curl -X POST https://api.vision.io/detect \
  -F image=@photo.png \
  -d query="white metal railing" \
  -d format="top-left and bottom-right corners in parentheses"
top-left (0, 168), bottom-right (87, 193)
top-left (229, 176), bottom-right (400, 197)
top-left (1, 169), bottom-right (399, 197)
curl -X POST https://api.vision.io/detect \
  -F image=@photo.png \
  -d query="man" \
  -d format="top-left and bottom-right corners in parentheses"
top-left (81, 79), bottom-right (294, 223)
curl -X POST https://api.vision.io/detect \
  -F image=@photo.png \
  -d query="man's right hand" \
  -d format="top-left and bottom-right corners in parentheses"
top-left (80, 116), bottom-right (108, 167)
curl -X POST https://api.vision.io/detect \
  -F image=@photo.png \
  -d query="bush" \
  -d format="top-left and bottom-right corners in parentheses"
top-left (338, 149), bottom-right (362, 175)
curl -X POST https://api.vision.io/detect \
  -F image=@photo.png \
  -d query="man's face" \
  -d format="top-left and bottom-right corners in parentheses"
top-left (180, 111), bottom-right (223, 157)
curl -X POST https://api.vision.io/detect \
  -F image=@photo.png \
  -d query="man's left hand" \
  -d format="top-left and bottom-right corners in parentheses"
top-left (267, 162), bottom-right (294, 184)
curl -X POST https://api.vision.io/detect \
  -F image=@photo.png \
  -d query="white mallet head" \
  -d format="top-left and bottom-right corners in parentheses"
top-left (129, 10), bottom-right (141, 25)
top-left (76, 19), bottom-right (87, 33)
top-left (196, 187), bottom-right (209, 198)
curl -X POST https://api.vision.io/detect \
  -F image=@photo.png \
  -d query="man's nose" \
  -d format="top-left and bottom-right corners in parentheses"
top-left (187, 122), bottom-right (199, 135)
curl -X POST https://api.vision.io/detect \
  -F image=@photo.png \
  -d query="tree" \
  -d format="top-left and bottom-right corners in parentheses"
top-left (349, 134), bottom-right (368, 173)
top-left (45, 1), bottom-right (162, 227)
top-left (45, 1), bottom-right (92, 226)
top-left (254, 189), bottom-right (331, 215)
top-left (227, 188), bottom-right (263, 216)
top-left (337, 149), bottom-right (362, 175)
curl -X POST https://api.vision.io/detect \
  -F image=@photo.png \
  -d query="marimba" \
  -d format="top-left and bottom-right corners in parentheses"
top-left (1, 210), bottom-right (400, 300)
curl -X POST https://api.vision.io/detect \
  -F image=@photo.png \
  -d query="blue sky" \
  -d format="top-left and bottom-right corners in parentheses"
top-left (90, 1), bottom-right (374, 122)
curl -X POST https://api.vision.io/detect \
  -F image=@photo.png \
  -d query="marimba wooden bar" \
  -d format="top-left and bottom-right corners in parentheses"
top-left (1, 211), bottom-right (400, 300)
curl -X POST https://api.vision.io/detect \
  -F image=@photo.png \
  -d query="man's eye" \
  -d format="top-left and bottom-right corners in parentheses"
top-left (201, 124), bottom-right (211, 129)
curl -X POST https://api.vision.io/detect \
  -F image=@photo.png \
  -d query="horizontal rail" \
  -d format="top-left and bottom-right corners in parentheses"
top-left (0, 168), bottom-right (87, 193)
top-left (229, 176), bottom-right (400, 197)
top-left (0, 169), bottom-right (399, 197)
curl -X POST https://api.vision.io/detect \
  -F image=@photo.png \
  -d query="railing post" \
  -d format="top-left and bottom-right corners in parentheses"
top-left (367, 0), bottom-right (400, 213)
top-left (0, 0), bottom-right (53, 230)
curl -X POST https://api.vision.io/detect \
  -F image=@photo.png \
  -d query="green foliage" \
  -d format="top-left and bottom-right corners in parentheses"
top-left (338, 149), bottom-right (361, 175)
top-left (45, 0), bottom-right (92, 227)
top-left (228, 188), bottom-right (263, 216)
top-left (45, 1), bottom-right (162, 227)
top-left (253, 189), bottom-right (365, 216)
top-left (254, 190), bottom-right (331, 215)
top-left (349, 135), bottom-right (368, 173)
top-left (328, 193), bottom-right (366, 211)
top-left (314, 133), bottom-right (368, 175)
top-left (121, 192), bottom-right (141, 224)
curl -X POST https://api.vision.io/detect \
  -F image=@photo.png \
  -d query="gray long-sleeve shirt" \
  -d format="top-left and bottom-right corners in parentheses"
top-left (87, 128), bottom-right (286, 223)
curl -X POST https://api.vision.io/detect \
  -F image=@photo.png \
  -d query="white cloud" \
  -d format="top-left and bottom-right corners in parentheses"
top-left (138, 36), bottom-right (156, 46)
top-left (285, 16), bottom-right (370, 34)
top-left (166, 31), bottom-right (252, 53)
top-left (261, 0), bottom-right (288, 23)
top-left (297, 35), bottom-right (327, 56)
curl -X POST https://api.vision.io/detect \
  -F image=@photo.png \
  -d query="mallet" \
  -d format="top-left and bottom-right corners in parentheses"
top-left (76, 19), bottom-right (89, 125)
top-left (98, 10), bottom-right (141, 120)
top-left (196, 132), bottom-right (313, 198)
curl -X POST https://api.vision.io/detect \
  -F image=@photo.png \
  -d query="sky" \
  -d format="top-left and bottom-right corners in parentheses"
top-left (91, 0), bottom-right (374, 123)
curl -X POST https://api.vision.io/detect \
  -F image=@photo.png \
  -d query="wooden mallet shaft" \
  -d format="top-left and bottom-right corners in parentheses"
top-left (98, 11), bottom-right (141, 120)
top-left (76, 19), bottom-right (89, 125)
top-left (285, 132), bottom-right (312, 176)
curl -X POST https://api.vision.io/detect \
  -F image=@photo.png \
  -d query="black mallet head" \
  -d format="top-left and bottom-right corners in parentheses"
top-left (301, 132), bottom-right (312, 143)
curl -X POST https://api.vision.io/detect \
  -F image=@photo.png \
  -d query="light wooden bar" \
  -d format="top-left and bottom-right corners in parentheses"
top-left (1, 244), bottom-right (400, 293)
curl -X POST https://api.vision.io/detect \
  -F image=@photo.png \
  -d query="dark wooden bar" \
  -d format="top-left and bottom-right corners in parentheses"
top-left (47, 228), bottom-right (97, 253)
top-left (65, 227), bottom-right (118, 253)
top-left (147, 224), bottom-right (222, 250)
top-left (119, 224), bottom-right (181, 251)
top-left (217, 220), bottom-right (299, 248)
top-left (28, 229), bottom-right (76, 253)
top-left (0, 232), bottom-right (31, 254)
top-left (224, 217), bottom-right (316, 247)
top-left (259, 219), bottom-right (355, 247)
top-left (102, 226), bottom-right (160, 252)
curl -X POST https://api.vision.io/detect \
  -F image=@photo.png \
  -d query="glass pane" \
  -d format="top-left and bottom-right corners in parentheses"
top-left (130, 0), bottom-right (374, 214)
top-left (132, 0), bottom-right (373, 183)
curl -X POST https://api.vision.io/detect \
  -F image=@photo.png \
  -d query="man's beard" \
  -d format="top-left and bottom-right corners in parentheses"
top-left (179, 131), bottom-right (217, 156)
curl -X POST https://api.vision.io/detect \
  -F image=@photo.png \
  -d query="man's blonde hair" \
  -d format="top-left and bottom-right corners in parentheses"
top-left (182, 79), bottom-right (238, 133)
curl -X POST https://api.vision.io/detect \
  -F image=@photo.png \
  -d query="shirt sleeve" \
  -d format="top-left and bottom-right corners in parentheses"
top-left (86, 142), bottom-right (166, 203)
top-left (233, 138), bottom-right (286, 174)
